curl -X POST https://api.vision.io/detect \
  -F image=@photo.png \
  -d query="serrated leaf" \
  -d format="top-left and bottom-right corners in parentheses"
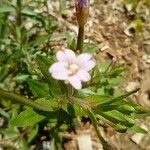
top-left (10, 108), bottom-right (46, 127)
top-left (10, 97), bottom-right (59, 127)
top-left (28, 79), bottom-right (49, 98)
top-left (36, 98), bottom-right (57, 109)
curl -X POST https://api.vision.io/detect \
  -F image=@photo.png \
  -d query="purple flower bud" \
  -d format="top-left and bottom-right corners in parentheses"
top-left (75, 0), bottom-right (89, 27)
top-left (77, 0), bottom-right (89, 7)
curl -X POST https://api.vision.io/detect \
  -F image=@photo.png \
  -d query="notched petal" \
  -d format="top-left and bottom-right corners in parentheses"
top-left (68, 75), bottom-right (82, 90)
top-left (64, 49), bottom-right (76, 63)
top-left (49, 62), bottom-right (68, 73)
top-left (77, 53), bottom-right (92, 62)
top-left (56, 51), bottom-right (67, 62)
top-left (77, 70), bottom-right (91, 82)
top-left (51, 72), bottom-right (68, 80)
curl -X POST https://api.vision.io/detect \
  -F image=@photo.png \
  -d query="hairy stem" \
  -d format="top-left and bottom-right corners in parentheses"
top-left (0, 89), bottom-right (51, 112)
top-left (87, 109), bottom-right (110, 150)
top-left (16, 0), bottom-right (22, 26)
top-left (76, 26), bottom-right (84, 53)
top-left (70, 97), bottom-right (109, 150)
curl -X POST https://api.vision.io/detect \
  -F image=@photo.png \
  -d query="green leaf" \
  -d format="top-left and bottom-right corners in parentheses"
top-left (97, 61), bottom-right (109, 73)
top-left (0, 107), bottom-right (10, 118)
top-left (0, 128), bottom-right (19, 138)
top-left (35, 98), bottom-right (57, 110)
top-left (96, 101), bottom-right (135, 114)
top-left (96, 110), bottom-right (135, 127)
top-left (0, 5), bottom-right (15, 14)
top-left (36, 54), bottom-right (53, 83)
top-left (108, 65), bottom-right (124, 78)
top-left (29, 35), bottom-right (50, 47)
top-left (28, 79), bottom-right (49, 98)
top-left (83, 43), bottom-right (99, 54)
top-left (0, 64), bottom-right (12, 82)
top-left (20, 138), bottom-right (29, 150)
top-left (15, 74), bottom-right (29, 83)
top-left (74, 105), bottom-right (86, 116)
top-left (10, 108), bottom-right (46, 127)
top-left (21, 8), bottom-right (38, 17)
top-left (0, 39), bottom-right (11, 45)
top-left (118, 104), bottom-right (135, 114)
top-left (146, 0), bottom-right (150, 7)
top-left (36, 55), bottom-right (61, 95)
top-left (87, 109), bottom-right (108, 148)
top-left (50, 33), bottom-right (66, 41)
top-left (129, 125), bottom-right (148, 134)
top-left (10, 97), bottom-right (58, 127)
top-left (27, 125), bottom-right (39, 143)
top-left (85, 95), bottom-right (111, 107)
top-left (0, 51), bottom-right (7, 63)
top-left (114, 123), bottom-right (128, 133)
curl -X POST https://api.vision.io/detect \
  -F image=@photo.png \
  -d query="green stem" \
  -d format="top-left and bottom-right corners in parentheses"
top-left (117, 88), bottom-right (140, 100)
top-left (70, 97), bottom-right (109, 150)
top-left (16, 0), bottom-right (22, 26)
top-left (76, 26), bottom-right (84, 53)
top-left (0, 89), bottom-right (51, 112)
top-left (87, 109), bottom-right (110, 150)
top-left (67, 84), bottom-right (74, 98)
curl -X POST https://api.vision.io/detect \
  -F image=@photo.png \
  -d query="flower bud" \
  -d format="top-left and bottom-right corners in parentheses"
top-left (75, 0), bottom-right (89, 27)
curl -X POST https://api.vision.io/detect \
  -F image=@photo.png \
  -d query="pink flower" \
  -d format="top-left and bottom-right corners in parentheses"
top-left (49, 49), bottom-right (96, 90)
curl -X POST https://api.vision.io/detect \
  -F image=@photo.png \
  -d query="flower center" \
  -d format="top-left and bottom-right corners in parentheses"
top-left (68, 63), bottom-right (78, 75)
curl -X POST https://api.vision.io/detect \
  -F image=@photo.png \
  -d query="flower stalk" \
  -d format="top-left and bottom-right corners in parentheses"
top-left (75, 0), bottom-right (89, 53)
top-left (0, 89), bottom-right (51, 112)
top-left (76, 26), bottom-right (84, 53)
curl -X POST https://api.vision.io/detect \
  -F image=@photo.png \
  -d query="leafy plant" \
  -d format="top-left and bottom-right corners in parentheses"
top-left (0, 0), bottom-right (149, 150)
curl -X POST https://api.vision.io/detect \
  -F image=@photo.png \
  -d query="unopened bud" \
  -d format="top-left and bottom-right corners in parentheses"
top-left (75, 0), bottom-right (89, 27)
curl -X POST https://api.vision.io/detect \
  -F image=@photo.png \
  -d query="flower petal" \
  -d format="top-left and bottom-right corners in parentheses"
top-left (76, 53), bottom-right (96, 71)
top-left (79, 59), bottom-right (96, 71)
top-left (77, 53), bottom-right (92, 62)
top-left (64, 49), bottom-right (76, 63)
top-left (56, 51), bottom-right (67, 62)
top-left (68, 75), bottom-right (82, 90)
top-left (76, 70), bottom-right (91, 82)
top-left (49, 62), bottom-right (68, 73)
top-left (51, 72), bottom-right (68, 80)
